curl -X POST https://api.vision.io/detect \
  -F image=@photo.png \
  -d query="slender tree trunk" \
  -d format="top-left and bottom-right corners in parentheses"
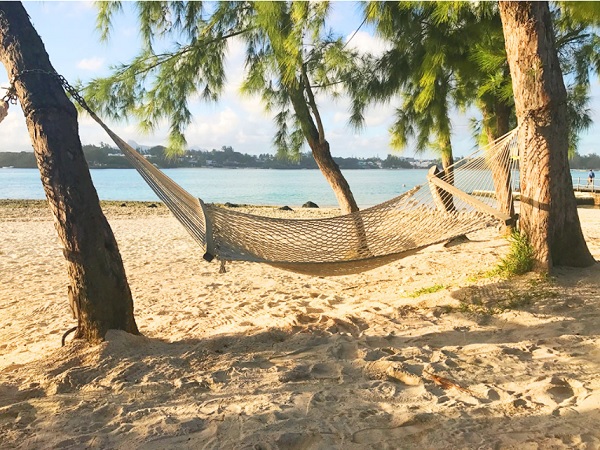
top-left (288, 84), bottom-right (359, 214)
top-left (307, 138), bottom-right (369, 254)
top-left (0, 2), bottom-right (139, 342)
top-left (439, 138), bottom-right (455, 211)
top-left (309, 139), bottom-right (359, 214)
top-left (499, 1), bottom-right (594, 270)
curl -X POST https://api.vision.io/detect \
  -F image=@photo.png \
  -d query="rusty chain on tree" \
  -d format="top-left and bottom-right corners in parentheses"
top-left (4, 68), bottom-right (95, 115)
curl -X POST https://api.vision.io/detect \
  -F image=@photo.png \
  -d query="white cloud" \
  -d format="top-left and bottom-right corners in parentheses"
top-left (36, 1), bottom-right (93, 18)
top-left (0, 108), bottom-right (34, 152)
top-left (345, 30), bottom-right (390, 56)
top-left (77, 57), bottom-right (105, 72)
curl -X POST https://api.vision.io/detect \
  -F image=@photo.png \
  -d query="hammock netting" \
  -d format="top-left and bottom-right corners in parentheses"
top-left (92, 113), bottom-right (519, 276)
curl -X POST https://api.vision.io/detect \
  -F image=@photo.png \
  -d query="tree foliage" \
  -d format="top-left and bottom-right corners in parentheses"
top-left (86, 2), bottom-right (358, 159)
top-left (352, 1), bottom-right (600, 159)
top-left (87, 2), bottom-right (240, 153)
top-left (86, 1), bottom-right (600, 172)
top-left (349, 2), bottom-right (508, 172)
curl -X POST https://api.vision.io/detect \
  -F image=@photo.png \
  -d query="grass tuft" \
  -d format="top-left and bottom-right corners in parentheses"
top-left (408, 284), bottom-right (447, 298)
top-left (490, 230), bottom-right (535, 277)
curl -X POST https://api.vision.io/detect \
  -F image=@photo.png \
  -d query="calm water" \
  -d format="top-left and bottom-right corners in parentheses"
top-left (0, 168), bottom-right (429, 208)
top-left (1, 167), bottom-right (592, 208)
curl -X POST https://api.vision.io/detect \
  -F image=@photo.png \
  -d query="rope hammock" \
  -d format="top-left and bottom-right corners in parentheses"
top-left (1, 75), bottom-right (520, 276)
top-left (96, 119), bottom-right (519, 276)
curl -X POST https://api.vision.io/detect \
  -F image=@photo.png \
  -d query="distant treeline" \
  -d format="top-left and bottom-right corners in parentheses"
top-left (0, 144), bottom-right (423, 170)
top-left (570, 152), bottom-right (600, 171)
top-left (3, 143), bottom-right (598, 170)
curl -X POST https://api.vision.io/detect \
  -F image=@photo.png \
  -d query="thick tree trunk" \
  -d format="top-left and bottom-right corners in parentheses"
top-left (0, 2), bottom-right (139, 342)
top-left (499, 1), bottom-right (594, 270)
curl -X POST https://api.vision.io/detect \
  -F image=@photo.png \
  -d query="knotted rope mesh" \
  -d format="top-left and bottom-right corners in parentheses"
top-left (101, 119), bottom-right (519, 276)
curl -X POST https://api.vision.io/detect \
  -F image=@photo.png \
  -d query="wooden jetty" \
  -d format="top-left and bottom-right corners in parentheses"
top-left (472, 188), bottom-right (600, 206)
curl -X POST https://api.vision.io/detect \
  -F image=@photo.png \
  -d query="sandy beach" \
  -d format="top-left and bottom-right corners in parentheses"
top-left (1, 199), bottom-right (600, 449)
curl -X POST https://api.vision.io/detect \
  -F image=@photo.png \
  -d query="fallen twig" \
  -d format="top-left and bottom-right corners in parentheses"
top-left (423, 370), bottom-right (475, 395)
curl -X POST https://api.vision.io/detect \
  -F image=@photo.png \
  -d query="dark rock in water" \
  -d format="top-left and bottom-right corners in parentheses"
top-left (120, 203), bottom-right (127, 207)
top-left (224, 202), bottom-right (239, 208)
top-left (279, 205), bottom-right (293, 211)
top-left (302, 201), bottom-right (319, 209)
top-left (147, 203), bottom-right (157, 208)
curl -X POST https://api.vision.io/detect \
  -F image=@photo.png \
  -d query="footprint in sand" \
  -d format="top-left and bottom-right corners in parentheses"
top-left (545, 376), bottom-right (589, 416)
top-left (278, 362), bottom-right (342, 383)
top-left (351, 413), bottom-right (436, 445)
top-left (327, 338), bottom-right (359, 360)
top-left (547, 376), bottom-right (577, 404)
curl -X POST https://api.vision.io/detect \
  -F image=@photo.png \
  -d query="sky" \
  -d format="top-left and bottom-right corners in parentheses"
top-left (2, 1), bottom-right (600, 160)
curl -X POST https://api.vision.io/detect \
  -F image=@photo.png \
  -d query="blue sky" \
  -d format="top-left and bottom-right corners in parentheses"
top-left (2, 1), bottom-right (600, 159)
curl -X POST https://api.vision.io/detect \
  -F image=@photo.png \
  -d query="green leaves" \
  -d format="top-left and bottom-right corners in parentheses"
top-left (89, 0), bottom-right (600, 161)
top-left (89, 1), bottom-right (359, 158)
top-left (87, 2), bottom-right (234, 155)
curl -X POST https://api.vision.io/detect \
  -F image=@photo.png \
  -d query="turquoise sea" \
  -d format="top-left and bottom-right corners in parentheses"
top-left (0, 167), bottom-right (593, 208)
top-left (0, 167), bottom-right (429, 208)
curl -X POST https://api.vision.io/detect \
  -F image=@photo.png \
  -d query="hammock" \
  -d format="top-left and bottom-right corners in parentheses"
top-left (88, 108), bottom-right (519, 276)
top-left (2, 79), bottom-right (519, 276)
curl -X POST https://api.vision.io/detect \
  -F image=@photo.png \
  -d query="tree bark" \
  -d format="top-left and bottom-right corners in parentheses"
top-left (0, 2), bottom-right (139, 342)
top-left (309, 139), bottom-right (359, 214)
top-left (439, 138), bottom-right (455, 212)
top-left (288, 84), bottom-right (359, 214)
top-left (499, 1), bottom-right (594, 270)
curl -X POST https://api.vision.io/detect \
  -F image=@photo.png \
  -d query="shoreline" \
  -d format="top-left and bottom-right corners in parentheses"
top-left (0, 199), bottom-right (343, 221)
top-left (1, 197), bottom-right (598, 213)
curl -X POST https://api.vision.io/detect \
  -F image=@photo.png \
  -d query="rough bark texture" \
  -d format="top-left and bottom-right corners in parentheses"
top-left (0, 2), bottom-right (139, 342)
top-left (439, 141), bottom-right (455, 212)
top-left (499, 1), bottom-right (594, 270)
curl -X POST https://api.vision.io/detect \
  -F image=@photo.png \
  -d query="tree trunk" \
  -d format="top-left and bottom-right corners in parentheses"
top-left (287, 82), bottom-right (359, 214)
top-left (0, 2), bottom-right (139, 342)
top-left (499, 1), bottom-right (594, 270)
top-left (309, 139), bottom-right (359, 214)
top-left (439, 138), bottom-right (455, 211)
top-left (483, 102), bottom-right (515, 234)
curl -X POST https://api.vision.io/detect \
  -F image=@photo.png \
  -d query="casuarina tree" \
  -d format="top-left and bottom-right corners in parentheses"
top-left (87, 1), bottom-right (362, 213)
top-left (499, 0), bottom-right (595, 270)
top-left (0, 2), bottom-right (139, 343)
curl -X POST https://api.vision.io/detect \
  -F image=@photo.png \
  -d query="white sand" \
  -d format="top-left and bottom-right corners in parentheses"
top-left (1, 201), bottom-right (600, 449)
